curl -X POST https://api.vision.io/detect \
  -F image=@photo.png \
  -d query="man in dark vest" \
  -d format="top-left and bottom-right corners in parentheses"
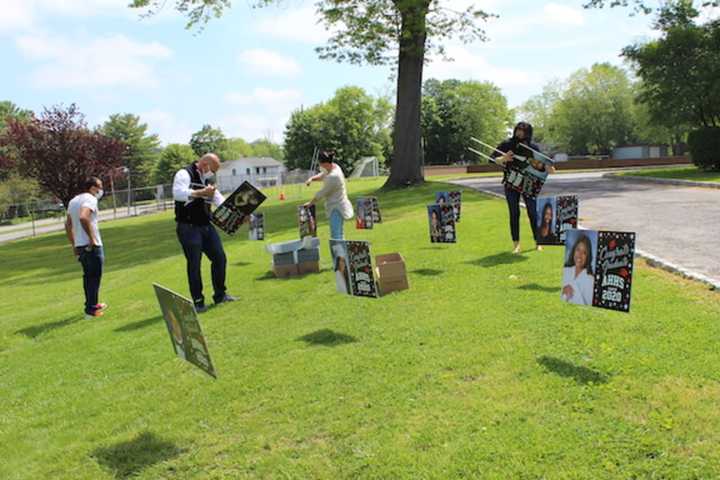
top-left (172, 153), bottom-right (235, 312)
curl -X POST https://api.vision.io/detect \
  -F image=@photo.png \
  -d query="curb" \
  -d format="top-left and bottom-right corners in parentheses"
top-left (462, 185), bottom-right (720, 292)
top-left (603, 173), bottom-right (720, 189)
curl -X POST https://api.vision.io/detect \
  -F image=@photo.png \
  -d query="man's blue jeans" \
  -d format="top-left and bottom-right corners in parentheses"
top-left (77, 245), bottom-right (104, 315)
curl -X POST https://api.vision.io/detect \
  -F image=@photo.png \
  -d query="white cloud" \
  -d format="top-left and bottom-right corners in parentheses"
top-left (139, 110), bottom-right (194, 145)
top-left (256, 6), bottom-right (330, 44)
top-left (221, 113), bottom-right (288, 144)
top-left (0, 0), bottom-right (36, 33)
top-left (426, 45), bottom-right (534, 88)
top-left (542, 3), bottom-right (586, 26)
top-left (238, 49), bottom-right (301, 77)
top-left (16, 33), bottom-right (172, 89)
top-left (225, 88), bottom-right (303, 111)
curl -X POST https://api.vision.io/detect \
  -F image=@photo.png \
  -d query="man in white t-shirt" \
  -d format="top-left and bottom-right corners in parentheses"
top-left (65, 177), bottom-right (107, 319)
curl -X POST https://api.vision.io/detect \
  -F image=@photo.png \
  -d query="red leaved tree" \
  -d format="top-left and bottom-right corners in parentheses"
top-left (0, 104), bottom-right (126, 207)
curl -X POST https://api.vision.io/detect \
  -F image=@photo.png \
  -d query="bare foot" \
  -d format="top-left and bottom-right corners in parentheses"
top-left (512, 243), bottom-right (521, 254)
top-left (536, 245), bottom-right (543, 251)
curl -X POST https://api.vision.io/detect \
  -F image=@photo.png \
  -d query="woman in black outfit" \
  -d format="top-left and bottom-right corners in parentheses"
top-left (493, 122), bottom-right (554, 253)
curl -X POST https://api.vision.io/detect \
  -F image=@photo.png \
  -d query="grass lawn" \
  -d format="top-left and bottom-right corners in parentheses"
top-left (622, 166), bottom-right (720, 183)
top-left (2, 177), bottom-right (720, 479)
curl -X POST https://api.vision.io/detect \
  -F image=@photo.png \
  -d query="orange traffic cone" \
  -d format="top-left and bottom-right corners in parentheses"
top-left (279, 191), bottom-right (286, 201)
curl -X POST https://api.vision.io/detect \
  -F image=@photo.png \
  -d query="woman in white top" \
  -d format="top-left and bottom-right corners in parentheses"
top-left (305, 150), bottom-right (354, 239)
top-left (561, 233), bottom-right (595, 305)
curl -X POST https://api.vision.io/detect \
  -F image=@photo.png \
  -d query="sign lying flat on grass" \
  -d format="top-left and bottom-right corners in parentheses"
top-left (298, 204), bottom-right (317, 238)
top-left (211, 181), bottom-right (266, 235)
top-left (561, 229), bottom-right (636, 313)
top-left (436, 191), bottom-right (461, 222)
top-left (427, 204), bottom-right (456, 243)
top-left (330, 240), bottom-right (378, 298)
top-left (153, 284), bottom-right (217, 378)
top-left (536, 195), bottom-right (578, 246)
top-left (249, 213), bottom-right (265, 240)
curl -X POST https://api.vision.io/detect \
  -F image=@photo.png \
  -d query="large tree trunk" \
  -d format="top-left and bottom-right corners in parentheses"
top-left (384, 2), bottom-right (429, 188)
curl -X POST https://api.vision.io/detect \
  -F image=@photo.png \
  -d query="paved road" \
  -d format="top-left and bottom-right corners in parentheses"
top-left (0, 202), bottom-right (173, 245)
top-left (453, 172), bottom-right (720, 284)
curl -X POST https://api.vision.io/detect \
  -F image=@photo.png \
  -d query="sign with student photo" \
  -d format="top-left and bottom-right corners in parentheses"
top-left (356, 198), bottom-right (374, 230)
top-left (428, 204), bottom-right (456, 243)
top-left (536, 195), bottom-right (578, 246)
top-left (248, 213), bottom-right (265, 240)
top-left (153, 284), bottom-right (217, 378)
top-left (436, 191), bottom-right (462, 222)
top-left (298, 204), bottom-right (317, 238)
top-left (561, 229), bottom-right (635, 313)
top-left (330, 240), bottom-right (378, 298)
top-left (210, 181), bottom-right (266, 235)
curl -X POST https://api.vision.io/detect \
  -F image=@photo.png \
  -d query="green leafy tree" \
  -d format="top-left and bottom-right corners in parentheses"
top-left (219, 137), bottom-right (254, 161)
top-left (283, 86), bottom-right (392, 173)
top-left (153, 144), bottom-right (197, 185)
top-left (516, 80), bottom-right (564, 147)
top-left (190, 124), bottom-right (227, 157)
top-left (100, 113), bottom-right (161, 187)
top-left (130, 0), bottom-right (493, 187)
top-left (250, 139), bottom-right (285, 161)
top-left (621, 4), bottom-right (720, 130)
top-left (421, 79), bottom-right (511, 164)
top-left (0, 173), bottom-right (41, 218)
top-left (0, 101), bottom-right (33, 178)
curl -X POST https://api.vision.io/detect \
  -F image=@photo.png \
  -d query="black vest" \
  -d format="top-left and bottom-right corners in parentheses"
top-left (174, 163), bottom-right (211, 225)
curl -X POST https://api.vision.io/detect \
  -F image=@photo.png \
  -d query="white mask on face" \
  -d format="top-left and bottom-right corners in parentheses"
top-left (94, 189), bottom-right (104, 200)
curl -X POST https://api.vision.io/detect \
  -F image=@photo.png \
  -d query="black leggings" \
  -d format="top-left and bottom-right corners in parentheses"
top-left (504, 187), bottom-right (538, 243)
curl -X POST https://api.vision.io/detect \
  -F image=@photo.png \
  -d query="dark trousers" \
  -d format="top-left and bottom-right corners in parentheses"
top-left (77, 246), bottom-right (104, 315)
top-left (505, 187), bottom-right (538, 243)
top-left (176, 222), bottom-right (227, 306)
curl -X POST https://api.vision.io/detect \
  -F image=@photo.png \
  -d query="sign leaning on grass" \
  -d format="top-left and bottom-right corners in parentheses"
top-left (153, 284), bottom-right (217, 378)
top-left (330, 240), bottom-right (378, 298)
top-left (536, 195), bottom-right (578, 246)
top-left (561, 229), bottom-right (636, 313)
top-left (436, 191), bottom-right (462, 222)
top-left (356, 198), bottom-right (374, 229)
top-left (248, 213), bottom-right (265, 240)
top-left (211, 181), bottom-right (267, 235)
top-left (298, 204), bottom-right (317, 238)
top-left (427, 204), bottom-right (456, 243)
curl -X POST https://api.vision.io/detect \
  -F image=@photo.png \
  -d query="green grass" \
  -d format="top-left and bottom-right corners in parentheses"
top-left (2, 178), bottom-right (720, 479)
top-left (623, 166), bottom-right (720, 183)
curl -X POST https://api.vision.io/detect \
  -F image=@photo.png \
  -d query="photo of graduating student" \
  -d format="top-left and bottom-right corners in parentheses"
top-left (536, 197), bottom-right (558, 245)
top-left (330, 240), bottom-right (351, 295)
top-left (561, 229), bottom-right (598, 306)
top-left (491, 122), bottom-right (555, 253)
top-left (356, 198), bottom-right (374, 229)
top-left (428, 205), bottom-right (443, 243)
top-left (298, 204), bottom-right (317, 238)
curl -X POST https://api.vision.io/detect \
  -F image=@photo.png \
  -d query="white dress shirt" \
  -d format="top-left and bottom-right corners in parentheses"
top-left (172, 169), bottom-right (225, 207)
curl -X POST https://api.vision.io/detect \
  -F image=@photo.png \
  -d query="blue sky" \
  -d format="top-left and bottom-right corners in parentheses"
top-left (2, 0), bottom-right (707, 145)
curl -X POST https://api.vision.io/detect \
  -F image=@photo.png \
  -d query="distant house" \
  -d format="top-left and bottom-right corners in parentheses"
top-left (216, 157), bottom-right (285, 192)
top-left (612, 144), bottom-right (669, 160)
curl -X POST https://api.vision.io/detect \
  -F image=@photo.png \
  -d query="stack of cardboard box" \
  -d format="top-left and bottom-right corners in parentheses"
top-left (267, 238), bottom-right (321, 277)
top-left (375, 253), bottom-right (409, 296)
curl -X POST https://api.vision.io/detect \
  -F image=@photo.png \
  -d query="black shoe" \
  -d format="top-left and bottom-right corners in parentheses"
top-left (214, 294), bottom-right (237, 305)
top-left (195, 303), bottom-right (208, 313)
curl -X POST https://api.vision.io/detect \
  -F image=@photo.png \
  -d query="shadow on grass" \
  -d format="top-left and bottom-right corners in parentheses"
top-left (297, 329), bottom-right (358, 347)
top-left (114, 315), bottom-right (163, 333)
top-left (517, 283), bottom-right (557, 293)
top-left (255, 269), bottom-right (330, 281)
top-left (411, 268), bottom-right (444, 277)
top-left (235, 261), bottom-right (252, 267)
top-left (15, 315), bottom-right (82, 339)
top-left (92, 431), bottom-right (183, 479)
top-left (467, 252), bottom-right (528, 268)
top-left (537, 356), bottom-right (609, 385)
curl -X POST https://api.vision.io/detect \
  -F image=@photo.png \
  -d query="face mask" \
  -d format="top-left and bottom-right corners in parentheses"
top-left (94, 189), bottom-right (104, 200)
top-left (202, 169), bottom-right (215, 182)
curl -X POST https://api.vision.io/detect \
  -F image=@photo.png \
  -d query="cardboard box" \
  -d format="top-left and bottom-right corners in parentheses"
top-left (272, 252), bottom-right (296, 266)
top-left (375, 253), bottom-right (409, 296)
top-left (297, 260), bottom-right (320, 275)
top-left (273, 263), bottom-right (299, 278)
